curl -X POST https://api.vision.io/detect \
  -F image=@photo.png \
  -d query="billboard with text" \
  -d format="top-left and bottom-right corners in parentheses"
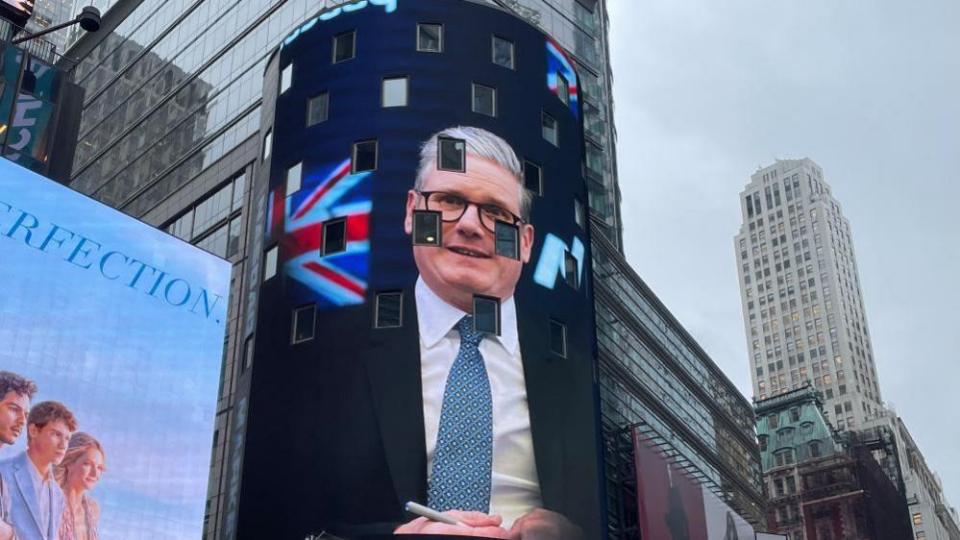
top-left (0, 158), bottom-right (230, 539)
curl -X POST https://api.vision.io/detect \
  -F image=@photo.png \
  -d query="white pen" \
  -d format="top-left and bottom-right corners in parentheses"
top-left (404, 501), bottom-right (471, 527)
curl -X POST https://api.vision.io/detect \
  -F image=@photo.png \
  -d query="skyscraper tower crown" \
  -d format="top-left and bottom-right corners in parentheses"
top-left (736, 158), bottom-right (882, 432)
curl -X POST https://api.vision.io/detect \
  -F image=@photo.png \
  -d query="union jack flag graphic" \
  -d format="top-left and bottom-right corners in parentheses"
top-left (546, 37), bottom-right (580, 119)
top-left (267, 158), bottom-right (372, 308)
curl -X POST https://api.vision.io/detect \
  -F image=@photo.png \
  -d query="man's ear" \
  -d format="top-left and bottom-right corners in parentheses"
top-left (404, 190), bottom-right (417, 235)
top-left (520, 223), bottom-right (535, 263)
top-left (27, 423), bottom-right (40, 444)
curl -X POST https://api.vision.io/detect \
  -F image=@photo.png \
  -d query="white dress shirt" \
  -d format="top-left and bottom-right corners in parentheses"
top-left (416, 277), bottom-right (542, 529)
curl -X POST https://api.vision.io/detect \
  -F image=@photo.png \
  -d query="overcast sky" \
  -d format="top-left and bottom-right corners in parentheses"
top-left (607, 0), bottom-right (960, 509)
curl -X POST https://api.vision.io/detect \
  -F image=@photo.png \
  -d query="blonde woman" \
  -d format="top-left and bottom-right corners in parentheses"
top-left (55, 433), bottom-right (106, 540)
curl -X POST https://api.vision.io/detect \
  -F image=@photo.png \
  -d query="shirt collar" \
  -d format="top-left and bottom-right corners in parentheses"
top-left (415, 277), bottom-right (519, 355)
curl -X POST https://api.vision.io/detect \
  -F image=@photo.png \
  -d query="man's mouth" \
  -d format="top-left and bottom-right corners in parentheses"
top-left (447, 246), bottom-right (490, 258)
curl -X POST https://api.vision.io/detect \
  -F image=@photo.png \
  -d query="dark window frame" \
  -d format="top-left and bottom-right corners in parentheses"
top-left (291, 304), bottom-right (317, 344)
top-left (332, 30), bottom-right (357, 63)
top-left (321, 217), bottom-right (348, 256)
top-left (472, 294), bottom-right (501, 336)
top-left (412, 210), bottom-right (442, 246)
top-left (306, 91), bottom-right (329, 126)
top-left (549, 319), bottom-right (567, 357)
top-left (491, 34), bottom-right (515, 69)
top-left (416, 23), bottom-right (443, 53)
top-left (437, 136), bottom-right (466, 172)
top-left (471, 82), bottom-right (497, 117)
top-left (351, 139), bottom-right (378, 173)
top-left (374, 291), bottom-right (404, 328)
top-left (523, 160), bottom-right (543, 195)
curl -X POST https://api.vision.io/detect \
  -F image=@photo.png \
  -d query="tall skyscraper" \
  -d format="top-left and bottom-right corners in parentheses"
top-left (736, 158), bottom-right (883, 431)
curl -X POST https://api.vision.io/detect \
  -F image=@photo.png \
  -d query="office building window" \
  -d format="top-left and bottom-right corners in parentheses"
top-left (352, 140), bottom-right (378, 172)
top-left (262, 129), bottom-right (272, 160)
top-left (291, 304), bottom-right (316, 344)
top-left (280, 63), bottom-right (293, 93)
top-left (333, 30), bottom-right (356, 63)
top-left (375, 292), bottom-right (403, 328)
top-left (491, 35), bottom-right (515, 68)
top-left (473, 295), bottom-right (500, 335)
top-left (242, 335), bottom-right (254, 372)
top-left (809, 440), bottom-right (821, 458)
top-left (574, 198), bottom-right (585, 228)
top-left (413, 210), bottom-right (441, 246)
top-left (286, 162), bottom-right (302, 194)
top-left (417, 23), bottom-right (442, 52)
top-left (549, 320), bottom-right (567, 357)
top-left (263, 245), bottom-right (278, 281)
top-left (564, 250), bottom-right (578, 289)
top-left (523, 160), bottom-right (542, 195)
top-left (322, 218), bottom-right (347, 255)
top-left (307, 92), bottom-right (329, 126)
top-left (555, 73), bottom-right (569, 105)
top-left (913, 513), bottom-right (923, 526)
top-left (382, 76), bottom-right (408, 107)
top-left (542, 112), bottom-right (558, 145)
top-left (438, 137), bottom-right (465, 172)
top-left (472, 83), bottom-right (496, 116)
top-left (494, 220), bottom-right (519, 260)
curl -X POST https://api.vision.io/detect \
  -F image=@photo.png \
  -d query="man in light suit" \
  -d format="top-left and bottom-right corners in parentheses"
top-left (0, 371), bottom-right (38, 540)
top-left (0, 401), bottom-right (76, 540)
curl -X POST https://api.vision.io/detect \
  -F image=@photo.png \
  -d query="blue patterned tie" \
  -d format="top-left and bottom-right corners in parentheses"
top-left (427, 315), bottom-right (493, 513)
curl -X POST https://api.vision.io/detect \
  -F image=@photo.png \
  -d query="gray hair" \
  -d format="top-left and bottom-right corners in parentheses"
top-left (415, 126), bottom-right (533, 220)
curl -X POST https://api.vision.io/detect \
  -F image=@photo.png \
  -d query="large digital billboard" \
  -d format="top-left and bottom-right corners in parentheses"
top-left (633, 429), bottom-right (755, 540)
top-left (230, 1), bottom-right (604, 538)
top-left (0, 158), bottom-right (230, 539)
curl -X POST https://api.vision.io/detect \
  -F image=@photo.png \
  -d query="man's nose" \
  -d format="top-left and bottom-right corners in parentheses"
top-left (454, 204), bottom-right (486, 236)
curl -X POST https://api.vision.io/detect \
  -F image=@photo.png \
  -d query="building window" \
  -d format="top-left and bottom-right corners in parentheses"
top-left (555, 72), bottom-right (569, 105)
top-left (307, 92), bottom-right (329, 126)
top-left (412, 210), bottom-right (441, 246)
top-left (549, 319), bottom-right (567, 357)
top-left (286, 162), bottom-right (302, 194)
top-left (912, 513), bottom-right (923, 526)
top-left (280, 63), bottom-right (293, 93)
top-left (262, 129), bottom-right (272, 160)
top-left (758, 435), bottom-right (767, 452)
top-left (542, 111), bottom-right (558, 145)
top-left (473, 295), bottom-right (500, 335)
top-left (491, 35), bottom-right (515, 69)
top-left (332, 30), bottom-right (356, 63)
top-left (523, 160), bottom-right (542, 195)
top-left (494, 220), bottom-right (519, 260)
top-left (472, 83), bottom-right (496, 116)
top-left (375, 291), bottom-right (403, 328)
top-left (789, 407), bottom-right (800, 422)
top-left (352, 140), bottom-right (378, 172)
top-left (768, 413), bottom-right (779, 429)
top-left (382, 76), bottom-right (408, 107)
top-left (417, 23), bottom-right (442, 52)
top-left (242, 335), bottom-right (254, 372)
top-left (564, 250), bottom-right (579, 289)
top-left (322, 218), bottom-right (347, 255)
top-left (574, 198), bottom-right (585, 228)
top-left (291, 304), bottom-right (316, 344)
top-left (263, 245), bottom-right (278, 281)
top-left (916, 532), bottom-right (926, 540)
top-left (438, 137), bottom-right (465, 172)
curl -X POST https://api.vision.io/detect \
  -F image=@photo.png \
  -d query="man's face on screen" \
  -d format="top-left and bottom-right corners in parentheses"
top-left (0, 391), bottom-right (29, 445)
top-left (405, 155), bottom-right (533, 311)
top-left (28, 419), bottom-right (71, 466)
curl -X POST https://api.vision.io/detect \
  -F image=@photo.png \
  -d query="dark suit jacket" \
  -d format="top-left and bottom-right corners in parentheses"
top-left (304, 286), bottom-right (602, 538)
top-left (237, 283), bottom-right (602, 539)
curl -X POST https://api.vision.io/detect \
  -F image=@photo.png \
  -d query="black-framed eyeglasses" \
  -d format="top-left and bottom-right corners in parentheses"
top-left (418, 191), bottom-right (523, 232)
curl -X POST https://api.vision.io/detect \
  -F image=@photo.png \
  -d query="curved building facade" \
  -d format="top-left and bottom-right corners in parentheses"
top-left (232, 1), bottom-right (604, 537)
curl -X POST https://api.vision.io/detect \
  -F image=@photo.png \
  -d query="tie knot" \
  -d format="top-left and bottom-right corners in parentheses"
top-left (457, 316), bottom-right (484, 346)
